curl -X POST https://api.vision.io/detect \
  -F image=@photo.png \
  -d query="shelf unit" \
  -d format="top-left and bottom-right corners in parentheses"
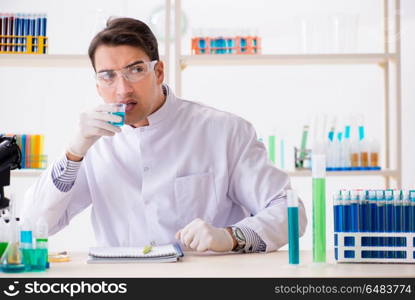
top-left (11, 169), bottom-right (45, 177)
top-left (2, 1), bottom-right (402, 186)
top-left (172, 0), bottom-right (402, 187)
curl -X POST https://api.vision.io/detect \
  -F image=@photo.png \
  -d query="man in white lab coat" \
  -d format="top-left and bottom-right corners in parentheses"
top-left (24, 18), bottom-right (307, 253)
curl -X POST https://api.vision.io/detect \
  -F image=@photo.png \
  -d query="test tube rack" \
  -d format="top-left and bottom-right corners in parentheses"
top-left (335, 232), bottom-right (415, 263)
top-left (0, 35), bottom-right (48, 54)
top-left (191, 35), bottom-right (261, 55)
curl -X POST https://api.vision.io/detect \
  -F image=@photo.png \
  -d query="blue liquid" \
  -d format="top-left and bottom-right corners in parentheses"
top-left (377, 203), bottom-right (386, 258)
top-left (334, 205), bottom-right (340, 232)
top-left (359, 201), bottom-right (367, 232)
top-left (385, 203), bottom-right (394, 246)
top-left (110, 112), bottom-right (125, 127)
top-left (370, 201), bottom-right (378, 246)
top-left (288, 207), bottom-right (299, 264)
top-left (344, 203), bottom-right (351, 232)
top-left (393, 204), bottom-right (403, 258)
top-left (22, 248), bottom-right (36, 271)
top-left (32, 248), bottom-right (48, 271)
top-left (1, 263), bottom-right (25, 273)
top-left (411, 205), bottom-right (415, 232)
top-left (351, 203), bottom-right (359, 232)
top-left (403, 205), bottom-right (411, 232)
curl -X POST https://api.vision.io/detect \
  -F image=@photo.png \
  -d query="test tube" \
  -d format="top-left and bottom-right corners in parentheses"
top-left (384, 190), bottom-right (394, 257)
top-left (402, 190), bottom-right (411, 233)
top-left (34, 218), bottom-right (48, 271)
top-left (376, 190), bottom-right (386, 258)
top-left (333, 191), bottom-right (342, 233)
top-left (343, 190), bottom-right (351, 233)
top-left (312, 148), bottom-right (326, 263)
top-left (108, 103), bottom-right (126, 127)
top-left (368, 190), bottom-right (377, 257)
top-left (360, 140), bottom-right (369, 169)
top-left (369, 139), bottom-right (380, 169)
top-left (393, 190), bottom-right (403, 258)
top-left (268, 133), bottom-right (276, 164)
top-left (358, 190), bottom-right (367, 233)
top-left (410, 190), bottom-right (415, 232)
top-left (350, 190), bottom-right (359, 233)
top-left (287, 190), bottom-right (299, 265)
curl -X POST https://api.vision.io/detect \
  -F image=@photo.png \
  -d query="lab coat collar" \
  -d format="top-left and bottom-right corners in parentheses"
top-left (122, 84), bottom-right (178, 133)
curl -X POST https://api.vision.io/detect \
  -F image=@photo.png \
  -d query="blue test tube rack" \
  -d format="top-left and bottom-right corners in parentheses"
top-left (333, 189), bottom-right (415, 263)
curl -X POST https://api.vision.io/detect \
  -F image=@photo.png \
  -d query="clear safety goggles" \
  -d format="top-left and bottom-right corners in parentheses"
top-left (96, 60), bottom-right (158, 87)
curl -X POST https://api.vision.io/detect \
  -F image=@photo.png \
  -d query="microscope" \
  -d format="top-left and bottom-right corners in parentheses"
top-left (0, 135), bottom-right (22, 210)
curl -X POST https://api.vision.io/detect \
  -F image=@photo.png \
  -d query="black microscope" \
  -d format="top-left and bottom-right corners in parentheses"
top-left (0, 135), bottom-right (22, 210)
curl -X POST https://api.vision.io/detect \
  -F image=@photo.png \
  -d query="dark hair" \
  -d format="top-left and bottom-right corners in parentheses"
top-left (88, 18), bottom-right (159, 70)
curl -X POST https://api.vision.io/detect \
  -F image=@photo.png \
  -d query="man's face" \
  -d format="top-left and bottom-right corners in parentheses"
top-left (94, 45), bottom-right (164, 126)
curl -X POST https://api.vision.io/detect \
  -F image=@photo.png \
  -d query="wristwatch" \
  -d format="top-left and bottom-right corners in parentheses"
top-left (231, 226), bottom-right (246, 251)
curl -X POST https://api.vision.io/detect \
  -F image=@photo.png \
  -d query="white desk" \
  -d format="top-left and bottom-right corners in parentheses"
top-left (1, 251), bottom-right (414, 278)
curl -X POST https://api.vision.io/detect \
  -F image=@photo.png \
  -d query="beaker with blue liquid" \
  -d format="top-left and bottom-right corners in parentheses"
top-left (109, 103), bottom-right (126, 127)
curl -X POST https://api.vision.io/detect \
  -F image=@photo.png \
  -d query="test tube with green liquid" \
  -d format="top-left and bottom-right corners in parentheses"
top-left (312, 151), bottom-right (326, 263)
top-left (287, 190), bottom-right (299, 265)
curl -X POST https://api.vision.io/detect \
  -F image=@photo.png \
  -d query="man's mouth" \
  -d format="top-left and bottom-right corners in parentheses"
top-left (125, 100), bottom-right (137, 113)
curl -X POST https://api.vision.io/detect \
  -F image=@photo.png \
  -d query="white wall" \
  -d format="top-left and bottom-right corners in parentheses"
top-left (1, 0), bottom-right (414, 253)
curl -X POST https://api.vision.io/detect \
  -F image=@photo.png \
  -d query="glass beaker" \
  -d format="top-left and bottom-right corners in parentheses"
top-left (108, 103), bottom-right (126, 127)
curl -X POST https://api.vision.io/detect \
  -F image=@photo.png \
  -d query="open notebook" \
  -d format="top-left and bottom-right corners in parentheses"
top-left (87, 244), bottom-right (184, 264)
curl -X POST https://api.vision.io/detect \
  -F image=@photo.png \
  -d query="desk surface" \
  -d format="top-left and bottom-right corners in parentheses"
top-left (1, 251), bottom-right (414, 278)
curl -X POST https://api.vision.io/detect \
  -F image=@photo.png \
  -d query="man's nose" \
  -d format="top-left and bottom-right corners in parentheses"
top-left (115, 74), bottom-right (134, 97)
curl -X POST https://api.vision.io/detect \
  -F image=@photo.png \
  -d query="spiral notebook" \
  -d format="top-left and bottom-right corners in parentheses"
top-left (87, 243), bottom-right (184, 264)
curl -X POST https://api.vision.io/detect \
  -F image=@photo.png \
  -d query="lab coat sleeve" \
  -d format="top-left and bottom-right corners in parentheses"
top-left (227, 119), bottom-right (307, 252)
top-left (22, 154), bottom-right (92, 236)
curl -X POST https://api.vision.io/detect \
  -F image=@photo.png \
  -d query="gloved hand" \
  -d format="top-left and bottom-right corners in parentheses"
top-left (67, 104), bottom-right (122, 158)
top-left (175, 218), bottom-right (235, 252)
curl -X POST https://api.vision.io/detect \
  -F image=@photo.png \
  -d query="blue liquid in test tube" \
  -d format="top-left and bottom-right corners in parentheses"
top-left (358, 190), bottom-right (367, 233)
top-left (350, 190), bottom-right (359, 233)
top-left (410, 190), bottom-right (415, 233)
top-left (343, 190), bottom-right (351, 234)
top-left (333, 191), bottom-right (342, 233)
top-left (287, 190), bottom-right (299, 265)
top-left (393, 190), bottom-right (403, 258)
top-left (384, 190), bottom-right (394, 257)
top-left (376, 190), bottom-right (386, 258)
top-left (402, 190), bottom-right (411, 233)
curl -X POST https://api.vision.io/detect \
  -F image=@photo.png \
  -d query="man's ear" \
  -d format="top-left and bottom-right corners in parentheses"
top-left (155, 61), bottom-right (164, 85)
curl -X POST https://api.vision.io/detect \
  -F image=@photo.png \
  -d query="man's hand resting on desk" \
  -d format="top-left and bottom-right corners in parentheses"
top-left (175, 218), bottom-right (236, 252)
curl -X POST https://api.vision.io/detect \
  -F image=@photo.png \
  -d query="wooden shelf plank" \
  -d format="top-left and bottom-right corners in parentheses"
top-left (180, 53), bottom-right (396, 68)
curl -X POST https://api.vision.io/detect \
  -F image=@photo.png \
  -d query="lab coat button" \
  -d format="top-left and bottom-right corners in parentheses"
top-left (144, 167), bottom-right (149, 172)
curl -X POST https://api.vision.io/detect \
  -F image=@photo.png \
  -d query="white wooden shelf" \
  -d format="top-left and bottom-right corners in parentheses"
top-left (286, 169), bottom-right (399, 177)
top-left (11, 169), bottom-right (44, 177)
top-left (0, 54), bottom-right (91, 68)
top-left (180, 53), bottom-right (396, 69)
top-left (0, 54), bottom-right (167, 68)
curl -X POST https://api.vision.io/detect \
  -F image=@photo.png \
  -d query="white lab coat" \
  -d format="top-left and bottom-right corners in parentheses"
top-left (23, 86), bottom-right (307, 251)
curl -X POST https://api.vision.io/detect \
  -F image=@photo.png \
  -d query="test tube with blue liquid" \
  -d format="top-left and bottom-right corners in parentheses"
top-left (409, 190), bottom-right (415, 232)
top-left (393, 190), bottom-right (403, 258)
top-left (287, 190), bottom-right (299, 265)
top-left (20, 218), bottom-right (34, 271)
top-left (384, 190), bottom-right (394, 257)
top-left (376, 190), bottom-right (386, 258)
top-left (350, 190), bottom-right (359, 233)
top-left (333, 191), bottom-right (342, 233)
top-left (367, 190), bottom-right (377, 257)
top-left (109, 103), bottom-right (126, 127)
top-left (402, 190), bottom-right (411, 233)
